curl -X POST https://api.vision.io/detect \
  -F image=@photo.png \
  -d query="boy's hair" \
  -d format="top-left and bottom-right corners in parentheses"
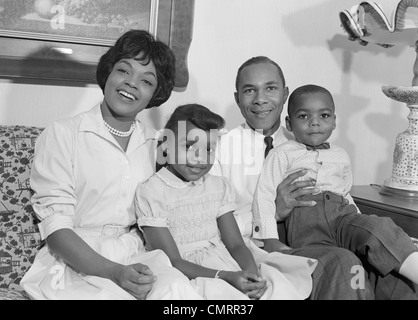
top-left (288, 84), bottom-right (334, 115)
top-left (235, 56), bottom-right (286, 92)
top-left (96, 29), bottom-right (176, 109)
top-left (164, 104), bottom-right (225, 133)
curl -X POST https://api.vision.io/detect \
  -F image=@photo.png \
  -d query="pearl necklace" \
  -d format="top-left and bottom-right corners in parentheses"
top-left (104, 120), bottom-right (136, 137)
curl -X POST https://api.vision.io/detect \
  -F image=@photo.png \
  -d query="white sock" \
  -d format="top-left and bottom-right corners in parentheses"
top-left (399, 251), bottom-right (418, 285)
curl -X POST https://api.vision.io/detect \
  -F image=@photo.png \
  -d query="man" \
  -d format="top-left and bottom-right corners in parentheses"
top-left (211, 56), bottom-right (418, 299)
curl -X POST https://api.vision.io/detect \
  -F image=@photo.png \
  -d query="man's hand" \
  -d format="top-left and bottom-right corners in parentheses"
top-left (275, 169), bottom-right (318, 220)
top-left (263, 238), bottom-right (291, 253)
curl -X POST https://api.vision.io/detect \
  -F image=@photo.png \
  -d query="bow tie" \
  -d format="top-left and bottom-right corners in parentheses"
top-left (306, 142), bottom-right (330, 151)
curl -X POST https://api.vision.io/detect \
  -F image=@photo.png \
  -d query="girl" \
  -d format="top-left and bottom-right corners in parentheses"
top-left (20, 30), bottom-right (202, 300)
top-left (135, 104), bottom-right (317, 300)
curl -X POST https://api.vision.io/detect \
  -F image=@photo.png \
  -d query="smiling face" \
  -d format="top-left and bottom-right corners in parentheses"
top-left (235, 62), bottom-right (289, 136)
top-left (167, 122), bottom-right (218, 182)
top-left (102, 55), bottom-right (157, 122)
top-left (286, 92), bottom-right (336, 147)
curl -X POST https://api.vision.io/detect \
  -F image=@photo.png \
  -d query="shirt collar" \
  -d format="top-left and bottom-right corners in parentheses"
top-left (156, 167), bottom-right (204, 189)
top-left (294, 139), bottom-right (331, 150)
top-left (242, 123), bottom-right (287, 141)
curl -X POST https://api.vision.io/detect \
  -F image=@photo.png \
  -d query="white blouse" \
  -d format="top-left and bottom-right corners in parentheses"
top-left (30, 104), bottom-right (158, 240)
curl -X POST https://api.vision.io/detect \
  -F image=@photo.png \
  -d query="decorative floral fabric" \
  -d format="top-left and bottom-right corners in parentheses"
top-left (0, 125), bottom-right (44, 299)
top-left (0, 125), bottom-right (417, 301)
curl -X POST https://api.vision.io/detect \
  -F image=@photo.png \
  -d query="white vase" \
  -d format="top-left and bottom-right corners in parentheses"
top-left (381, 86), bottom-right (418, 197)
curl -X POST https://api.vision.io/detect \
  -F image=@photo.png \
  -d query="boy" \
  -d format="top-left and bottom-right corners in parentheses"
top-left (253, 84), bottom-right (418, 292)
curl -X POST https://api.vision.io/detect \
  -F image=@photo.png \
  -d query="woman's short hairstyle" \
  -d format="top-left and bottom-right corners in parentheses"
top-left (96, 29), bottom-right (176, 109)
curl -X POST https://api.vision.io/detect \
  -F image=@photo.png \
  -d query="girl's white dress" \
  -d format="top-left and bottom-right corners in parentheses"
top-left (20, 105), bottom-right (202, 300)
top-left (136, 167), bottom-right (317, 300)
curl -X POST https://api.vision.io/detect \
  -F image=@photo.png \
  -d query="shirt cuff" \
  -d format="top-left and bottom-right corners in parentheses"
top-left (38, 214), bottom-right (74, 240)
top-left (252, 215), bottom-right (279, 240)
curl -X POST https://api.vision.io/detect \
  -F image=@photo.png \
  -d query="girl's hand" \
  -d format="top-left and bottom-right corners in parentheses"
top-left (222, 270), bottom-right (267, 300)
top-left (243, 271), bottom-right (268, 300)
top-left (111, 263), bottom-right (157, 300)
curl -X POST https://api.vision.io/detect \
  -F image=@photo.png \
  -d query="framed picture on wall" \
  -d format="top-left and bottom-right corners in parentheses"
top-left (0, 0), bottom-right (194, 90)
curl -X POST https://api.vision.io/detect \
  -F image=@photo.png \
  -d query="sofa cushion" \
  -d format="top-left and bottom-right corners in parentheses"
top-left (0, 125), bottom-right (44, 292)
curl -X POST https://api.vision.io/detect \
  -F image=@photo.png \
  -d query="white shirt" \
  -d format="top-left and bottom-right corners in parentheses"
top-left (30, 104), bottom-right (158, 239)
top-left (252, 139), bottom-right (358, 240)
top-left (210, 123), bottom-right (292, 237)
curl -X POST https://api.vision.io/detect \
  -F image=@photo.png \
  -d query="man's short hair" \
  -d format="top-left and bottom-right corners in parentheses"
top-left (235, 56), bottom-right (286, 92)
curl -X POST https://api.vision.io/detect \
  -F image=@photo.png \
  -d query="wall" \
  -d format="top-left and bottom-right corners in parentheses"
top-left (0, 0), bottom-right (415, 186)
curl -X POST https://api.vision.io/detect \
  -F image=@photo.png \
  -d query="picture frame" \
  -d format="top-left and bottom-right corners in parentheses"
top-left (0, 0), bottom-right (194, 90)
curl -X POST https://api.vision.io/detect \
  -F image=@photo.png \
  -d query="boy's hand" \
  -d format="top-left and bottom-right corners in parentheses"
top-left (275, 169), bottom-right (318, 220)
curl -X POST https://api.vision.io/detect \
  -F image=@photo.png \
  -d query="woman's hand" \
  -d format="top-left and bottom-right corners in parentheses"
top-left (221, 270), bottom-right (267, 300)
top-left (111, 263), bottom-right (157, 300)
top-left (46, 230), bottom-right (156, 300)
top-left (275, 169), bottom-right (318, 220)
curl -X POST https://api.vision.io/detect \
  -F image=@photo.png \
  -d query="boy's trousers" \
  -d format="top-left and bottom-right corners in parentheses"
top-left (284, 191), bottom-right (418, 300)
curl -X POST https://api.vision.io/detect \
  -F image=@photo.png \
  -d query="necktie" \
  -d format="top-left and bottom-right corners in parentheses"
top-left (264, 136), bottom-right (274, 158)
top-left (306, 142), bottom-right (330, 151)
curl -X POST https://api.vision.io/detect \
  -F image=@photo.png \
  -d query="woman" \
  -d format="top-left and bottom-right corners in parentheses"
top-left (20, 30), bottom-right (202, 300)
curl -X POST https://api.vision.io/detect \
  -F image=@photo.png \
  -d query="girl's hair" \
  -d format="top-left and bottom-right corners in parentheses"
top-left (96, 29), bottom-right (176, 109)
top-left (288, 84), bottom-right (334, 115)
top-left (164, 104), bottom-right (225, 133)
top-left (156, 104), bottom-right (225, 171)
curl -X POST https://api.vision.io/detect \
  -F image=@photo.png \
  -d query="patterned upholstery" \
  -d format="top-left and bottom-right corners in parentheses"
top-left (0, 125), bottom-right (44, 300)
top-left (0, 125), bottom-right (417, 301)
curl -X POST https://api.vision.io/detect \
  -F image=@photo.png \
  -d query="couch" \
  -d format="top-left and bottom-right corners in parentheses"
top-left (1, 125), bottom-right (417, 300)
top-left (0, 125), bottom-right (44, 300)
